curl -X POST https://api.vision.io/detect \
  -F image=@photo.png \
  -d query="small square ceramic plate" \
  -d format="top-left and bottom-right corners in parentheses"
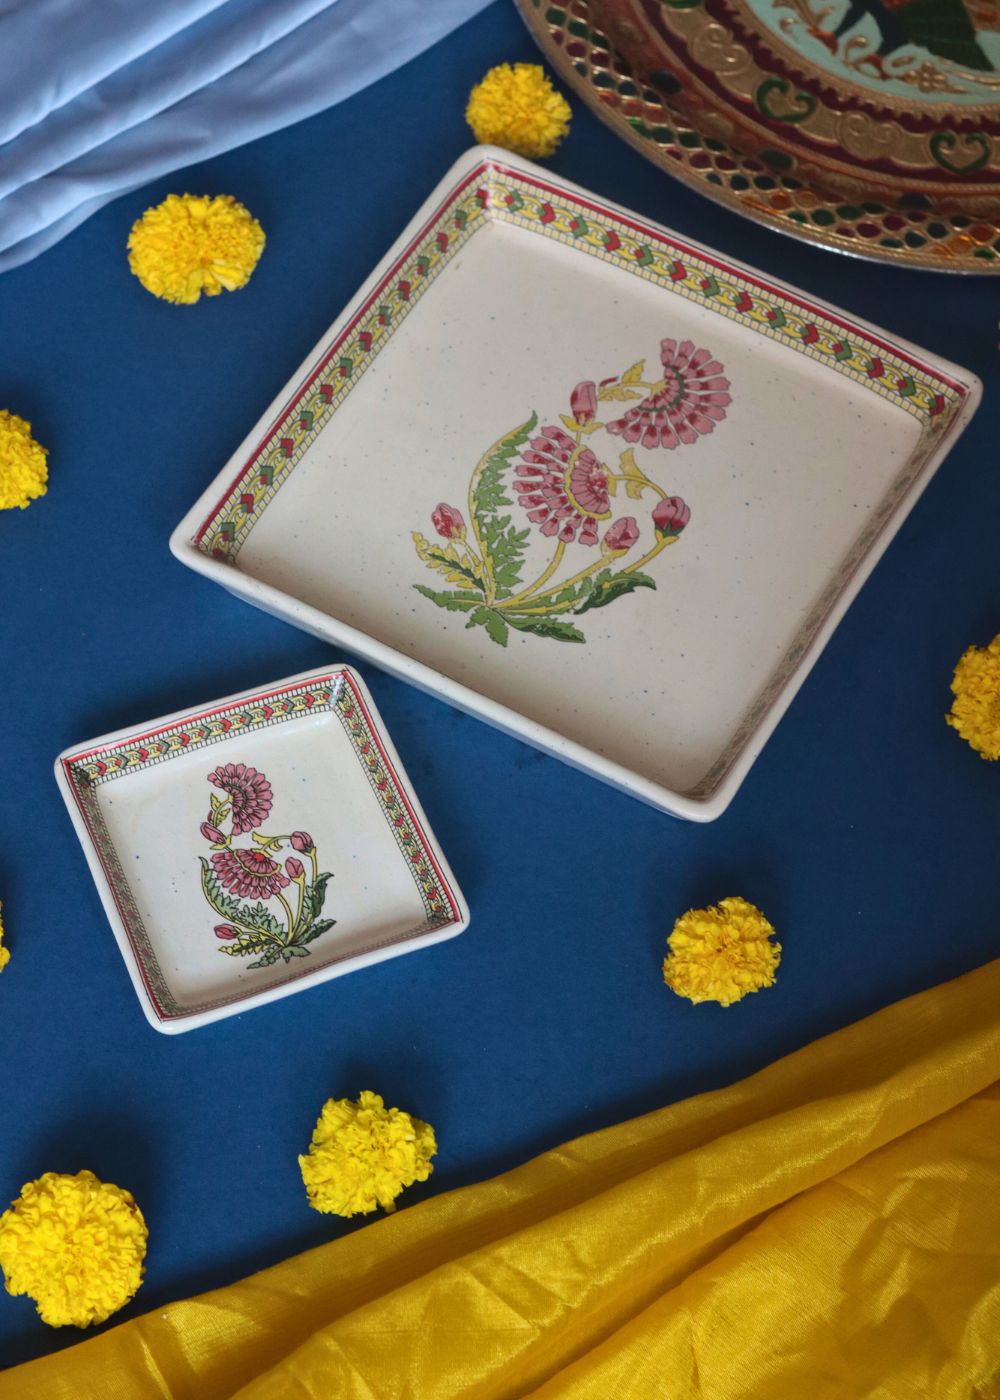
top-left (56, 667), bottom-right (468, 1033)
top-left (171, 147), bottom-right (980, 820)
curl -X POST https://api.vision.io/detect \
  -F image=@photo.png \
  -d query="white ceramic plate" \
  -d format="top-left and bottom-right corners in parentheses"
top-left (56, 666), bottom-right (468, 1033)
top-left (171, 147), bottom-right (981, 820)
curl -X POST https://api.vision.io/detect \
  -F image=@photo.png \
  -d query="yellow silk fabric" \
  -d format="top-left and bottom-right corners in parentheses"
top-left (4, 960), bottom-right (999, 1399)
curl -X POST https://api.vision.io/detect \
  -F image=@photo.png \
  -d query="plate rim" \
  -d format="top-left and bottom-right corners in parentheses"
top-left (170, 145), bottom-right (982, 823)
top-left (516, 0), bottom-right (1000, 273)
top-left (54, 664), bottom-right (470, 1034)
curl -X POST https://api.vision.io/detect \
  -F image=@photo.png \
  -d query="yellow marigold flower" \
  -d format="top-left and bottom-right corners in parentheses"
top-left (466, 63), bottom-right (571, 158)
top-left (663, 896), bottom-right (780, 1007)
top-left (0, 410), bottom-right (48, 512)
top-left (0, 901), bottom-right (9, 974)
top-left (0, 1171), bottom-right (147, 1328)
top-left (947, 633), bottom-right (1000, 760)
top-left (127, 193), bottom-right (265, 304)
top-left (299, 1090), bottom-right (436, 1218)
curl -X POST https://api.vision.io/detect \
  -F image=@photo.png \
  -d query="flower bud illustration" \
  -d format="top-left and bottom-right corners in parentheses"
top-left (652, 496), bottom-right (690, 535)
top-left (200, 822), bottom-right (224, 843)
top-left (290, 831), bottom-right (313, 852)
top-left (602, 516), bottom-right (640, 556)
top-left (570, 380), bottom-right (597, 424)
top-left (214, 924), bottom-right (237, 941)
top-left (431, 503), bottom-right (466, 540)
top-left (285, 857), bottom-right (305, 880)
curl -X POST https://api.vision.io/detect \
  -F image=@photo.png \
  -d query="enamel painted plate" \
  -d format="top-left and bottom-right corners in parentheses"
top-left (592, 0), bottom-right (1000, 211)
top-left (171, 148), bottom-right (980, 821)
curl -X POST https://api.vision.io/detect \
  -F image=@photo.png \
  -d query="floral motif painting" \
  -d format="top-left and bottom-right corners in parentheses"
top-left (411, 339), bottom-right (730, 646)
top-left (198, 762), bottom-right (335, 968)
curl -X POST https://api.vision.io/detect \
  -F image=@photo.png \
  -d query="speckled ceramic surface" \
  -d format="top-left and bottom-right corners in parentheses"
top-left (171, 148), bottom-right (980, 820)
top-left (56, 666), bottom-right (468, 1033)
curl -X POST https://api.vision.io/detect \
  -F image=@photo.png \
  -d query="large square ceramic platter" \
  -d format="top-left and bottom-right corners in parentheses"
top-left (56, 667), bottom-right (468, 1033)
top-left (171, 147), bottom-right (980, 820)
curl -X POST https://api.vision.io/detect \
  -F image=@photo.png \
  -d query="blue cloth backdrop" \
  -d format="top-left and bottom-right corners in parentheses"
top-left (1, 0), bottom-right (999, 1376)
top-left (0, 0), bottom-right (491, 270)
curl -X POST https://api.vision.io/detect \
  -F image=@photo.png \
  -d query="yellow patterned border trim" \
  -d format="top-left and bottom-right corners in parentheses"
top-left (192, 160), bottom-right (966, 566)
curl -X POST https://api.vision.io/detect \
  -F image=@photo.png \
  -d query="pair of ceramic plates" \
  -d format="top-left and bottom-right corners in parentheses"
top-left (61, 148), bottom-right (979, 1032)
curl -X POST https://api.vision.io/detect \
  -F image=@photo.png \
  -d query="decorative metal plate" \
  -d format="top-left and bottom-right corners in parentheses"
top-left (517, 0), bottom-right (1000, 270)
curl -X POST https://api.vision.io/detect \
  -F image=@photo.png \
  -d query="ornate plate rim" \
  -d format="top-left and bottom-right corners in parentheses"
top-left (516, 0), bottom-right (1000, 272)
top-left (170, 147), bottom-right (981, 822)
top-left (55, 666), bottom-right (469, 1033)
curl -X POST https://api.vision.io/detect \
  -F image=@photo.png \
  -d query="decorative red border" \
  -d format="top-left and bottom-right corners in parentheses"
top-left (636, 0), bottom-right (1000, 179)
top-left (193, 165), bottom-right (486, 548)
top-left (189, 159), bottom-right (968, 554)
top-left (62, 671), bottom-right (462, 1022)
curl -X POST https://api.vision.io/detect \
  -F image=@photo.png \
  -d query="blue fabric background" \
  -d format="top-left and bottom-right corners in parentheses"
top-left (0, 0), bottom-right (998, 1373)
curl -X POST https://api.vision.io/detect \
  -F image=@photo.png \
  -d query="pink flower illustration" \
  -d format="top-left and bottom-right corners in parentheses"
top-left (200, 821), bottom-right (224, 843)
top-left (285, 857), bottom-right (305, 879)
top-left (211, 847), bottom-right (290, 900)
top-left (570, 380), bottom-right (597, 424)
top-left (214, 924), bottom-right (237, 940)
top-left (652, 496), bottom-right (691, 534)
top-left (208, 762), bottom-right (273, 835)
top-left (431, 502), bottom-right (465, 540)
top-left (602, 517), bottom-right (640, 554)
top-left (607, 340), bottom-right (730, 450)
top-left (290, 831), bottom-right (313, 852)
top-left (515, 425), bottom-right (611, 546)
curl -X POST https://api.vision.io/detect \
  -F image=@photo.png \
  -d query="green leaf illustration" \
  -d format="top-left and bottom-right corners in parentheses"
top-left (248, 946), bottom-right (281, 969)
top-left (299, 918), bottom-right (336, 945)
top-left (574, 571), bottom-right (656, 615)
top-left (413, 585), bottom-right (483, 612)
top-left (505, 614), bottom-right (586, 643)
top-left (220, 928), bottom-right (274, 958)
top-left (199, 857), bottom-right (241, 921)
top-left (481, 517), bottom-right (531, 600)
top-left (237, 902), bottom-right (283, 937)
top-left (465, 606), bottom-right (509, 647)
top-left (411, 536), bottom-right (485, 590)
top-left (287, 946), bottom-right (311, 958)
top-left (470, 413), bottom-right (537, 596)
top-left (304, 872), bottom-right (334, 923)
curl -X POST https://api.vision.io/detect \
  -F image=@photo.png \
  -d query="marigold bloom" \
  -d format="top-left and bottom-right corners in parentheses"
top-left (127, 193), bottom-right (265, 304)
top-left (299, 1091), bottom-right (436, 1218)
top-left (0, 410), bottom-right (48, 512)
top-left (0, 1171), bottom-right (147, 1327)
top-left (663, 896), bottom-right (780, 1007)
top-left (947, 633), bottom-right (1000, 760)
top-left (466, 63), bottom-right (571, 158)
